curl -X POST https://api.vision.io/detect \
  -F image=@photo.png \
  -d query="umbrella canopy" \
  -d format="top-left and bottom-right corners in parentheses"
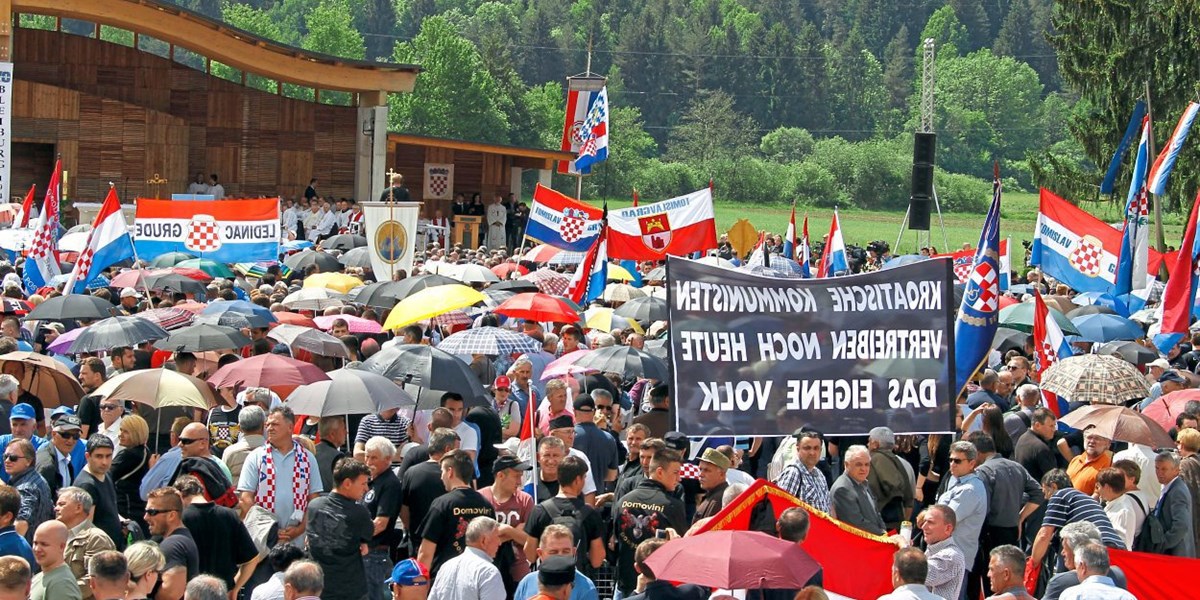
top-left (1130, 308), bottom-right (1159, 325)
top-left (696, 255), bottom-right (736, 269)
top-left (174, 258), bottom-right (235, 278)
top-left (494, 293), bottom-right (579, 323)
top-left (645, 266), bottom-right (667, 282)
top-left (489, 279), bottom-right (539, 294)
top-left (1070, 313), bottom-right (1144, 343)
top-left (991, 327), bottom-right (1030, 353)
top-left (304, 273), bottom-right (363, 294)
top-left (1066, 305), bottom-right (1118, 319)
top-left (1095, 341), bottom-right (1158, 367)
top-left (491, 263), bottom-right (528, 279)
top-left (1059, 404), bottom-right (1174, 449)
top-left (614, 296), bottom-right (669, 323)
top-left (547, 251), bottom-right (585, 265)
top-left (201, 301), bottom-right (276, 328)
top-left (57, 231), bottom-right (89, 253)
top-left (323, 234), bottom-right (367, 251)
top-left (338, 246), bottom-right (373, 269)
top-left (435, 327), bottom-right (542, 357)
top-left (134, 307), bottom-right (196, 331)
top-left (145, 272), bottom-right (208, 296)
top-left (601, 283), bottom-right (646, 303)
top-left (1039, 353), bottom-right (1152, 405)
top-left (522, 244), bottom-right (564, 263)
top-left (541, 349), bottom-right (593, 380)
top-left (644, 338), bottom-right (668, 360)
top-left (153, 323), bottom-right (251, 352)
top-left (573, 345), bottom-right (669, 380)
top-left (430, 310), bottom-right (474, 328)
top-left (1143, 389), bottom-right (1200, 431)
top-left (95, 369), bottom-right (216, 410)
top-left (109, 269), bottom-right (155, 289)
top-left (366, 274), bottom-right (458, 304)
top-left (282, 288), bottom-right (345, 311)
top-left (452, 263), bottom-right (501, 284)
top-left (383, 285), bottom-right (486, 330)
top-left (150, 252), bottom-right (196, 268)
top-left (267, 324), bottom-right (350, 358)
top-left (270, 312), bottom-right (318, 328)
top-left (161, 267), bottom-right (214, 282)
top-left (520, 268), bottom-right (571, 296)
top-left (284, 250), bottom-right (342, 273)
top-left (998, 302), bottom-right (1081, 335)
top-left (0, 351), bottom-right (85, 408)
top-left (313, 314), bottom-right (382, 334)
top-left (643, 530), bottom-right (820, 590)
top-left (25, 295), bottom-right (115, 322)
top-left (882, 254), bottom-right (929, 270)
top-left (1042, 294), bottom-right (1077, 314)
top-left (1072, 291), bottom-right (1130, 314)
top-left (285, 369), bottom-right (414, 416)
top-left (68, 316), bottom-right (169, 354)
top-left (195, 311), bottom-right (258, 330)
top-left (583, 307), bottom-right (643, 334)
top-left (47, 329), bottom-right (84, 354)
top-left (357, 344), bottom-right (488, 407)
top-left (606, 263), bottom-right (636, 282)
top-left (208, 353), bottom-right (331, 391)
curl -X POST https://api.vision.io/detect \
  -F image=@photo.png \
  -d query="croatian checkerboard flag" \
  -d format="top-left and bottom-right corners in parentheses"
top-left (524, 184), bottom-right (603, 252)
top-left (64, 187), bottom-right (134, 294)
top-left (1033, 290), bottom-right (1072, 417)
top-left (567, 224), bottom-right (607, 306)
top-left (953, 166), bottom-right (1002, 394)
top-left (23, 160), bottom-right (62, 293)
top-left (816, 209), bottom-right (848, 277)
top-left (1148, 102), bottom-right (1200, 195)
top-left (573, 86), bottom-right (609, 174)
top-left (1154, 190), bottom-right (1200, 354)
top-left (1116, 117), bottom-right (1152, 296)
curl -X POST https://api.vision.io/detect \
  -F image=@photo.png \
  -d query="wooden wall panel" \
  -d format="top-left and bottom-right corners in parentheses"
top-left (12, 27), bottom-right (361, 200)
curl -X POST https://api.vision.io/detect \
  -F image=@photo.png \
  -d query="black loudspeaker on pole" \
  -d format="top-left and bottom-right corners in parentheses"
top-left (909, 132), bottom-right (936, 231)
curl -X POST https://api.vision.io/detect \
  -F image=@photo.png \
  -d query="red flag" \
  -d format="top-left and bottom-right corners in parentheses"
top-left (518, 387), bottom-right (537, 441)
top-left (632, 189), bottom-right (639, 207)
top-left (18, 184), bottom-right (34, 228)
top-left (1157, 190), bottom-right (1200, 352)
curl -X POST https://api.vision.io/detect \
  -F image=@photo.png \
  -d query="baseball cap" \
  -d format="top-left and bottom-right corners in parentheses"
top-left (40, 323), bottom-right (64, 335)
top-left (664, 431), bottom-right (689, 453)
top-left (50, 406), bottom-right (75, 419)
top-left (9, 403), bottom-right (34, 421)
top-left (1149, 358), bottom-right (1171, 371)
top-left (573, 395), bottom-right (595, 412)
top-left (493, 375), bottom-right (511, 390)
top-left (120, 287), bottom-right (142, 299)
top-left (548, 415), bottom-right (575, 431)
top-left (492, 455), bottom-right (532, 475)
top-left (386, 558), bottom-right (429, 586)
top-left (52, 414), bottom-right (82, 433)
top-left (699, 447), bottom-right (731, 470)
top-left (1160, 370), bottom-right (1187, 384)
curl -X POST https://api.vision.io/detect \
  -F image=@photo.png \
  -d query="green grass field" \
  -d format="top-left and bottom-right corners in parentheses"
top-left (598, 191), bottom-right (1189, 255)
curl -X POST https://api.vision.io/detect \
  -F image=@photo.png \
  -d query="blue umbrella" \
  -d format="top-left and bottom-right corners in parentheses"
top-left (201, 300), bottom-right (278, 328)
top-left (882, 254), bottom-right (929, 270)
top-left (282, 240), bottom-right (314, 253)
top-left (1070, 313), bottom-right (1145, 343)
top-left (1072, 291), bottom-right (1130, 316)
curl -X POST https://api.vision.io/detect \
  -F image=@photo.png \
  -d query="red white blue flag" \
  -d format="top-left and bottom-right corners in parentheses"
top-left (567, 224), bottom-right (607, 305)
top-left (64, 187), bottom-right (134, 294)
top-left (1154, 191), bottom-right (1200, 353)
top-left (23, 160), bottom-right (62, 293)
top-left (1148, 102), bottom-right (1200, 195)
top-left (1033, 290), bottom-right (1072, 417)
top-left (1116, 117), bottom-right (1152, 295)
top-left (573, 87), bottom-right (609, 174)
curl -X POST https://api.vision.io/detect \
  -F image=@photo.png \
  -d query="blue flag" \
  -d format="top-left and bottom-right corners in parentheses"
top-left (954, 167), bottom-right (1003, 394)
top-left (1100, 101), bottom-right (1147, 195)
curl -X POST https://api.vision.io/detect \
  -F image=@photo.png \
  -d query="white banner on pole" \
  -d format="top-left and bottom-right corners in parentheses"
top-left (363, 201), bottom-right (421, 282)
top-left (0, 63), bottom-right (13, 203)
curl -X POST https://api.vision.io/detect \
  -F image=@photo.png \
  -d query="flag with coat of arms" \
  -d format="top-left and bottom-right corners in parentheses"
top-left (1033, 290), bottom-right (1072, 417)
top-left (24, 160), bottom-right (63, 293)
top-left (64, 186), bottom-right (135, 294)
top-left (573, 86), bottom-right (609, 174)
top-left (953, 164), bottom-right (1002, 394)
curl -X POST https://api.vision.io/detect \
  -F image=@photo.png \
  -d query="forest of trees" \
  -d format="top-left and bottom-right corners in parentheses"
top-left (146, 0), bottom-right (1200, 213)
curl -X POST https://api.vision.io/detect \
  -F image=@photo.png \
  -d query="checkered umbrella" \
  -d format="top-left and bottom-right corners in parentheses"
top-left (68, 316), bottom-right (169, 354)
top-left (1039, 353), bottom-right (1152, 405)
top-left (547, 251), bottom-right (586, 266)
top-left (282, 288), bottom-right (346, 311)
top-left (520, 268), bottom-right (571, 296)
top-left (430, 310), bottom-right (474, 327)
top-left (436, 326), bottom-right (542, 357)
top-left (135, 308), bottom-right (195, 331)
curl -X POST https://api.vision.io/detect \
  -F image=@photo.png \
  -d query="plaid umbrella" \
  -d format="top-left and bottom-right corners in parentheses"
top-left (430, 310), bottom-right (474, 328)
top-left (135, 307), bottom-right (196, 331)
top-left (547, 251), bottom-right (586, 265)
top-left (436, 326), bottom-right (541, 356)
top-left (1039, 353), bottom-right (1152, 405)
top-left (520, 268), bottom-right (571, 296)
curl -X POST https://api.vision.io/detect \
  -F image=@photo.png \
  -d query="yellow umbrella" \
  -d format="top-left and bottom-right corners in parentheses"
top-left (303, 272), bottom-right (364, 294)
top-left (584, 307), bottom-right (644, 334)
top-left (607, 263), bottom-right (636, 282)
top-left (383, 284), bottom-right (486, 330)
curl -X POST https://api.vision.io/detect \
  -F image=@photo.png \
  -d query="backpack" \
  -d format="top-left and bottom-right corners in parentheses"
top-left (172, 457), bottom-right (239, 508)
top-left (1129, 492), bottom-right (1164, 553)
top-left (541, 498), bottom-right (590, 569)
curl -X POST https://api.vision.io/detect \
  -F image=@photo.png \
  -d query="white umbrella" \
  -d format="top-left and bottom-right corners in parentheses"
top-left (58, 231), bottom-right (90, 253)
top-left (697, 255), bottom-right (736, 269)
top-left (282, 288), bottom-right (345, 311)
top-left (454, 263), bottom-right (501, 284)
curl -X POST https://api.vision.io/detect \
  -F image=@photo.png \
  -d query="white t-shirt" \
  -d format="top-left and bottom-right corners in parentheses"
top-left (455, 421), bottom-right (479, 454)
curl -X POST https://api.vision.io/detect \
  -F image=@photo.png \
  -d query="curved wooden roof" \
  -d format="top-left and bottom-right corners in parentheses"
top-left (13, 0), bottom-right (421, 94)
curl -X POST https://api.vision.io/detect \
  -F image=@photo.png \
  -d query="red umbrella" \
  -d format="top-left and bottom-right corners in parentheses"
top-left (494, 293), bottom-right (579, 323)
top-left (174, 301), bottom-right (208, 314)
top-left (491, 262), bottom-right (529, 279)
top-left (271, 312), bottom-right (318, 328)
top-left (159, 267), bottom-right (213, 282)
top-left (1142, 389), bottom-right (1200, 431)
top-left (109, 269), bottom-right (154, 289)
top-left (999, 295), bottom-right (1020, 309)
top-left (522, 244), bottom-right (563, 263)
top-left (644, 530), bottom-right (820, 590)
top-left (207, 353), bottom-right (330, 397)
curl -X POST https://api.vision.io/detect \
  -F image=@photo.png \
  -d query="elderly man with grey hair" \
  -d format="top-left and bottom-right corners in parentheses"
top-left (184, 574), bottom-right (228, 600)
top-left (282, 560), bottom-right (324, 598)
top-left (1004, 384), bottom-right (1043, 440)
top-left (426, 516), bottom-right (505, 598)
top-left (1059, 542), bottom-right (1136, 600)
top-left (934, 441), bottom-right (988, 583)
top-left (363, 436), bottom-right (401, 600)
top-left (867, 426), bottom-right (915, 531)
top-left (1041, 521), bottom-right (1129, 600)
top-left (967, 369), bottom-right (1010, 412)
top-left (0, 374), bottom-right (17, 434)
top-left (220, 405), bottom-right (266, 483)
top-left (830, 445), bottom-right (887, 535)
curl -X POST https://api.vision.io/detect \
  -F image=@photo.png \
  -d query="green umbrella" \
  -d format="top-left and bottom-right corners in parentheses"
top-left (150, 252), bottom-right (196, 268)
top-left (998, 302), bottom-right (1081, 336)
top-left (175, 258), bottom-right (235, 278)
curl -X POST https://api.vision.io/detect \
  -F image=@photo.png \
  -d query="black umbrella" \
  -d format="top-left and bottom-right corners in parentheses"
top-left (489, 279), bottom-right (540, 293)
top-left (145, 273), bottom-right (208, 297)
top-left (195, 312), bottom-right (259, 330)
top-left (349, 281), bottom-right (409, 309)
top-left (323, 234), bottom-right (367, 251)
top-left (573, 345), bottom-right (669, 381)
top-left (284, 250), bottom-right (342, 273)
top-left (1067, 305), bottom-right (1119, 319)
top-left (153, 323), bottom-right (252, 352)
top-left (380, 274), bottom-right (459, 302)
top-left (150, 252), bottom-right (196, 268)
top-left (1096, 340), bottom-right (1158, 366)
top-left (356, 343), bottom-right (488, 408)
top-left (24, 294), bottom-right (115, 321)
top-left (991, 327), bottom-right (1030, 353)
top-left (614, 296), bottom-right (669, 323)
top-left (69, 316), bottom-right (169, 353)
top-left (644, 338), bottom-right (669, 360)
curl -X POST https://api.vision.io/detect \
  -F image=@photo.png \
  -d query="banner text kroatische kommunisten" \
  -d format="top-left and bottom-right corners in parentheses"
top-left (668, 256), bottom-right (958, 436)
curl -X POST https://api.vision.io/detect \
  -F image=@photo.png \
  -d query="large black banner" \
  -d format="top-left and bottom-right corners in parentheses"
top-left (668, 256), bottom-right (957, 436)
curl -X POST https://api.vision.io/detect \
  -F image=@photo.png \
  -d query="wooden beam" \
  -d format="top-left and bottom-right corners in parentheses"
top-left (389, 133), bottom-right (574, 162)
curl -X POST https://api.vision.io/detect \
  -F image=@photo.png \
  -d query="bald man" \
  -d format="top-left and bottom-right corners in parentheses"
top-left (177, 423), bottom-right (233, 486)
top-left (31, 520), bottom-right (79, 600)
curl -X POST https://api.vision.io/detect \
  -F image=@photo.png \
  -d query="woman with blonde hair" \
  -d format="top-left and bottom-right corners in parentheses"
top-left (124, 541), bottom-right (164, 600)
top-left (111, 414), bottom-right (151, 533)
